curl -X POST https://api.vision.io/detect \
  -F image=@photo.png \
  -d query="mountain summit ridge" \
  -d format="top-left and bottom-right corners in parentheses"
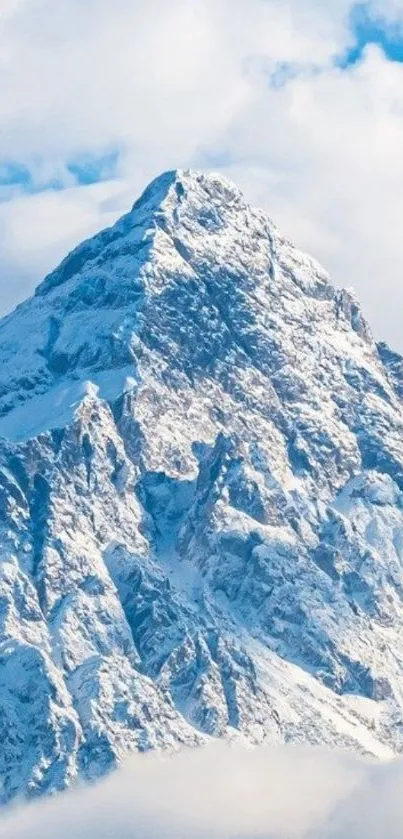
top-left (0, 167), bottom-right (373, 433)
top-left (35, 169), bottom-right (251, 299)
top-left (1, 170), bottom-right (403, 803)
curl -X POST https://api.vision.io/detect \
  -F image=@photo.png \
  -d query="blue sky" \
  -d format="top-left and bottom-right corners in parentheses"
top-left (2, 0), bottom-right (403, 349)
top-left (0, 151), bottom-right (120, 192)
top-left (341, 3), bottom-right (403, 65)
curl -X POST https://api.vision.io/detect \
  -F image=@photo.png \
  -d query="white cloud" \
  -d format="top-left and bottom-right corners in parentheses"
top-left (0, 179), bottom-right (130, 314)
top-left (1, 743), bottom-right (403, 839)
top-left (1, 1), bottom-right (403, 349)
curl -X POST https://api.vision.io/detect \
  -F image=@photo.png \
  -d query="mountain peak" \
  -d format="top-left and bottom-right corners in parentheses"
top-left (34, 168), bottom-right (248, 301)
top-left (130, 168), bottom-right (246, 214)
top-left (1, 168), bottom-right (403, 803)
top-left (0, 168), bottom-right (375, 436)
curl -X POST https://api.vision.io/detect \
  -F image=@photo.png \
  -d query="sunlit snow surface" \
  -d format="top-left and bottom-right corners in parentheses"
top-left (1, 169), bottom-right (403, 804)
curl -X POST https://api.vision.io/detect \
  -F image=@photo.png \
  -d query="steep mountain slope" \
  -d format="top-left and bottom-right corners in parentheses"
top-left (1, 169), bottom-right (403, 803)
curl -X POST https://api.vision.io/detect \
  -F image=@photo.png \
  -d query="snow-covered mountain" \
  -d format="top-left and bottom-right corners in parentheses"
top-left (2, 169), bottom-right (403, 804)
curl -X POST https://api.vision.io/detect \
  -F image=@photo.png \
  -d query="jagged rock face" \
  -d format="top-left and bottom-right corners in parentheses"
top-left (1, 169), bottom-right (403, 803)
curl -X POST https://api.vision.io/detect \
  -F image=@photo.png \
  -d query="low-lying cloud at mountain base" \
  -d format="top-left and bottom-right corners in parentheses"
top-left (2, 743), bottom-right (403, 839)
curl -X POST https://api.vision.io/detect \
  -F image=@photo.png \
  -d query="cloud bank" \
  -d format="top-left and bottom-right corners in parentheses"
top-left (2, 1), bottom-right (403, 347)
top-left (1, 743), bottom-right (403, 839)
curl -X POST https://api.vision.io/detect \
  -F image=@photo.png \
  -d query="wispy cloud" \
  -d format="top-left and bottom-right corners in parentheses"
top-left (1, 743), bottom-right (403, 839)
